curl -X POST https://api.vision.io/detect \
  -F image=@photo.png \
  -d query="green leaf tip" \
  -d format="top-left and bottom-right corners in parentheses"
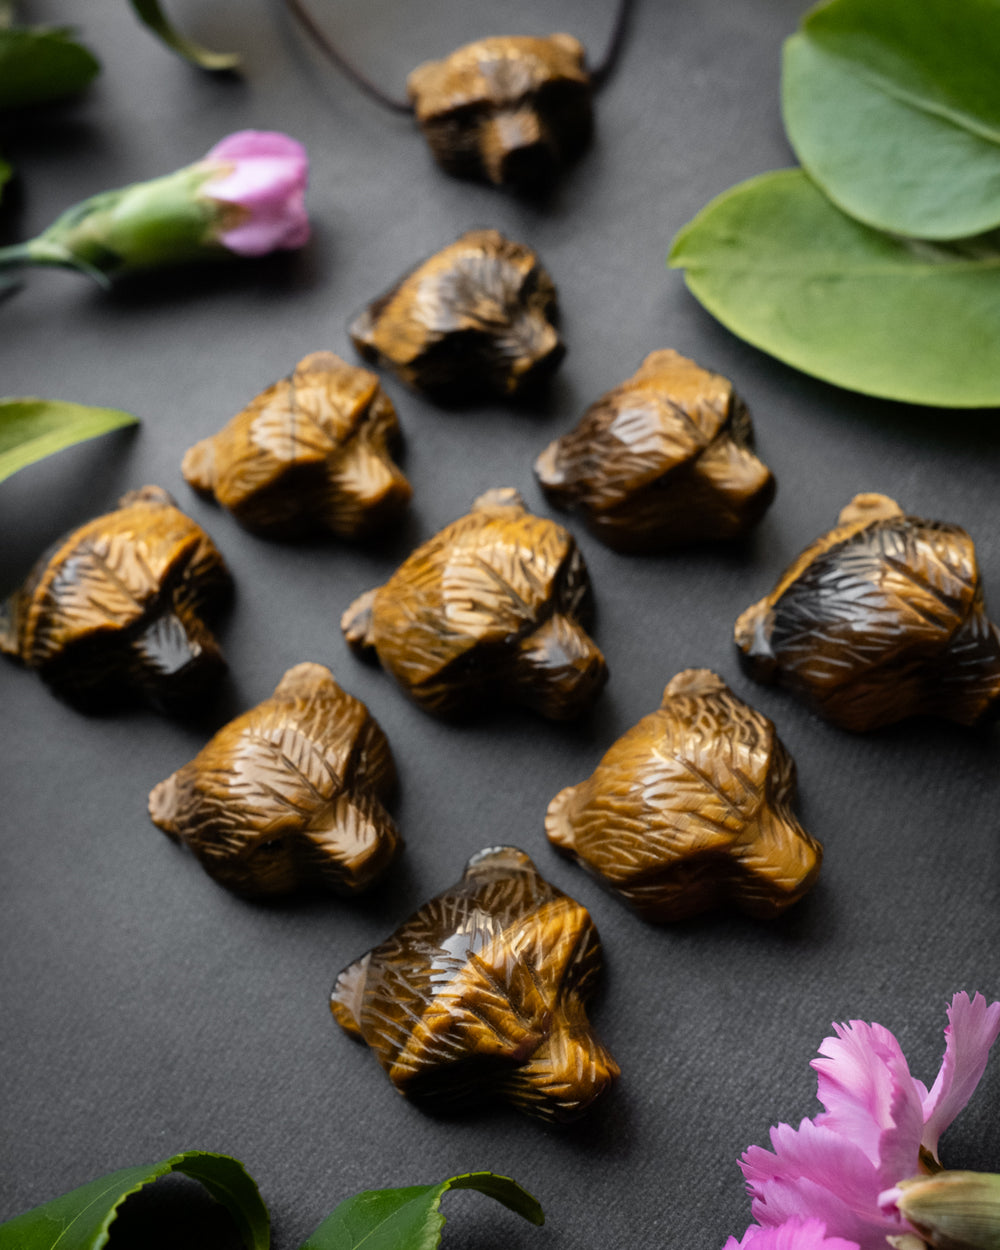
top-left (669, 168), bottom-right (1000, 408)
top-left (299, 1170), bottom-right (544, 1250)
top-left (782, 0), bottom-right (1000, 240)
top-left (0, 26), bottom-right (100, 110)
top-left (0, 398), bottom-right (139, 483)
top-left (128, 0), bottom-right (240, 70)
top-left (0, 1150), bottom-right (269, 1249)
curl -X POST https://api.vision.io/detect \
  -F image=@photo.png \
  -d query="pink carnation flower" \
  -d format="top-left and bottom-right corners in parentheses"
top-left (201, 130), bottom-right (310, 256)
top-left (724, 1218), bottom-right (860, 1250)
top-left (740, 993), bottom-right (1000, 1250)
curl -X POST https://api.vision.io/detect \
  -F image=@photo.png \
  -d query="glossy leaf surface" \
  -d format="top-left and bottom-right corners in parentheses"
top-left (668, 169), bottom-right (1000, 408)
top-left (0, 1151), bottom-right (269, 1249)
top-left (0, 26), bottom-right (99, 109)
top-left (128, 0), bottom-right (239, 70)
top-left (0, 398), bottom-right (138, 483)
top-left (783, 0), bottom-right (1000, 240)
top-left (299, 1172), bottom-right (544, 1250)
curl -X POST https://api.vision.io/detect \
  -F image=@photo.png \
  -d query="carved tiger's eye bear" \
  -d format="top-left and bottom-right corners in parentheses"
top-left (735, 493), bottom-right (1000, 732)
top-left (342, 488), bottom-right (607, 720)
top-left (547, 670), bottom-right (822, 921)
top-left (535, 350), bottom-right (776, 552)
top-left (148, 662), bottom-right (400, 898)
top-left (182, 352), bottom-right (411, 540)
top-left (407, 34), bottom-right (593, 191)
top-left (331, 846), bottom-right (619, 1121)
top-left (0, 486), bottom-right (230, 712)
top-left (350, 230), bottom-right (564, 401)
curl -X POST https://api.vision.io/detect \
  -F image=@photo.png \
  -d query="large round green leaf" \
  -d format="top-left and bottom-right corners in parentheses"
top-left (0, 27), bottom-right (99, 109)
top-left (783, 0), bottom-right (1000, 240)
top-left (668, 169), bottom-right (1000, 408)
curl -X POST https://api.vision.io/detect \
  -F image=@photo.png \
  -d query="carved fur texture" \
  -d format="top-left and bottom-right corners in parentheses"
top-left (182, 352), bottom-right (411, 539)
top-left (535, 349), bottom-right (776, 551)
top-left (735, 494), bottom-right (1000, 731)
top-left (547, 669), bottom-right (822, 921)
top-left (149, 662), bottom-right (400, 897)
top-left (341, 488), bottom-right (607, 719)
top-left (331, 846), bottom-right (619, 1121)
top-left (0, 486), bottom-right (230, 712)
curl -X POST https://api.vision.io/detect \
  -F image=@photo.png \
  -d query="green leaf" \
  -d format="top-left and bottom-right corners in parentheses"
top-left (668, 168), bottom-right (1000, 408)
top-left (128, 0), bottom-right (239, 70)
top-left (782, 0), bottom-right (1000, 240)
top-left (299, 1171), bottom-right (544, 1250)
top-left (0, 1150), bottom-right (269, 1249)
top-left (0, 398), bottom-right (139, 482)
top-left (0, 27), bottom-right (100, 109)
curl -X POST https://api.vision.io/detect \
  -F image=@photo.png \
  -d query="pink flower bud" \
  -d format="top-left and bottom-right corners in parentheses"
top-left (200, 130), bottom-right (310, 257)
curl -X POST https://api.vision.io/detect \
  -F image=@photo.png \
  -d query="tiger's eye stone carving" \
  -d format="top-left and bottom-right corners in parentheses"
top-left (0, 486), bottom-right (230, 712)
top-left (407, 35), bottom-right (593, 191)
top-left (350, 230), bottom-right (564, 401)
top-left (182, 352), bottom-right (411, 539)
top-left (735, 493), bottom-right (1000, 732)
top-left (149, 662), bottom-right (400, 898)
top-left (331, 845), bottom-right (619, 1121)
top-left (341, 488), bottom-right (607, 720)
top-left (547, 670), bottom-right (822, 921)
top-left (535, 350), bottom-right (776, 552)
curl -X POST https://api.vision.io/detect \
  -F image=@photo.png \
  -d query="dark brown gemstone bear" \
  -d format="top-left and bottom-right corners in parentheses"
top-left (331, 845), bottom-right (619, 1121)
top-left (349, 230), bottom-right (564, 401)
top-left (547, 669), bottom-right (822, 921)
top-left (0, 486), bottom-right (230, 712)
top-left (342, 488), bottom-right (607, 720)
top-left (407, 34), bottom-right (593, 191)
top-left (148, 662), bottom-right (400, 898)
top-left (535, 349), bottom-right (776, 551)
top-left (735, 493), bottom-right (1000, 731)
top-left (182, 352), bottom-right (411, 539)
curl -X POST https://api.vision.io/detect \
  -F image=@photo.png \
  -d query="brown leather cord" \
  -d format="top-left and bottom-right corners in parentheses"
top-left (282, 0), bottom-right (634, 112)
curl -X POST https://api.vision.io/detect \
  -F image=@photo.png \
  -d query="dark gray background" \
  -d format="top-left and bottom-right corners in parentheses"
top-left (1, 1), bottom-right (998, 1247)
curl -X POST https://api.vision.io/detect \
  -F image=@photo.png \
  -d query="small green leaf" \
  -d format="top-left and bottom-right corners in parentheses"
top-left (783, 0), bottom-right (1000, 240)
top-left (300, 1171), bottom-right (544, 1250)
top-left (128, 0), bottom-right (239, 70)
top-left (668, 168), bottom-right (1000, 408)
top-left (0, 27), bottom-right (100, 109)
top-left (0, 398), bottom-right (139, 482)
top-left (0, 1150), bottom-right (269, 1249)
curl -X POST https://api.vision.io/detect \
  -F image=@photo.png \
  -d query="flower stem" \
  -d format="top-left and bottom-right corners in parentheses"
top-left (0, 240), bottom-right (111, 286)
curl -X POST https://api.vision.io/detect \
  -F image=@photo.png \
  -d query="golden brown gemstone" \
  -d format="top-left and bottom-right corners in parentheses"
top-left (341, 488), bottom-right (607, 719)
top-left (148, 662), bottom-right (400, 898)
top-left (535, 349), bottom-right (776, 551)
top-left (331, 845), bottom-right (619, 1121)
top-left (0, 485), bottom-right (230, 712)
top-left (735, 493), bottom-right (1000, 731)
top-left (349, 229), bottom-right (564, 401)
top-left (547, 669), bottom-right (821, 921)
top-left (182, 351), bottom-right (411, 539)
top-left (407, 35), bottom-right (593, 190)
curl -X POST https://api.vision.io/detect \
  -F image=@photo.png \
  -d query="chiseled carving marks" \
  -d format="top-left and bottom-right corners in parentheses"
top-left (548, 669), bottom-right (822, 921)
top-left (350, 230), bottom-right (564, 400)
top-left (407, 34), bottom-right (593, 190)
top-left (0, 485), bottom-right (230, 712)
top-left (331, 846), bottom-right (619, 1121)
top-left (341, 488), bottom-right (607, 719)
top-left (536, 349), bottom-right (775, 551)
top-left (149, 662), bottom-right (400, 897)
top-left (736, 493), bottom-right (1000, 731)
top-left (183, 351), bottom-right (411, 539)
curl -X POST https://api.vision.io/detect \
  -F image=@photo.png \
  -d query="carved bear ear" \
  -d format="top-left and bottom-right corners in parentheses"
top-left (181, 438), bottom-right (216, 495)
top-left (473, 486), bottom-right (524, 511)
top-left (661, 668), bottom-right (727, 704)
top-left (838, 492), bottom-right (903, 526)
top-left (548, 31), bottom-right (585, 61)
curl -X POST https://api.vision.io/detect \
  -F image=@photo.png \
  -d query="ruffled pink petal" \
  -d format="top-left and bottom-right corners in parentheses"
top-left (812, 1021), bottom-right (923, 1170)
top-left (200, 130), bottom-right (309, 256)
top-left (920, 992), bottom-right (1000, 1159)
top-left (724, 1219), bottom-right (861, 1250)
top-left (741, 1118), bottom-right (899, 1250)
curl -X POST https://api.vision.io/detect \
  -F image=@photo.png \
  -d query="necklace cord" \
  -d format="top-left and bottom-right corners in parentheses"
top-left (282, 0), bottom-right (634, 112)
